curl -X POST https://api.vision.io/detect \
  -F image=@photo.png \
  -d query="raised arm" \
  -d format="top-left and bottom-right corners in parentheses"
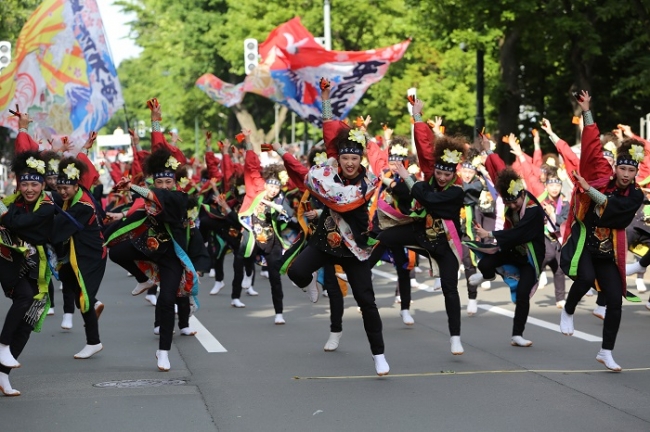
top-left (148, 98), bottom-right (187, 165)
top-left (273, 143), bottom-right (308, 191)
top-left (412, 100), bottom-right (435, 182)
top-left (15, 111), bottom-right (39, 154)
top-left (541, 118), bottom-right (579, 175)
top-left (366, 138), bottom-right (388, 175)
top-left (575, 91), bottom-right (611, 182)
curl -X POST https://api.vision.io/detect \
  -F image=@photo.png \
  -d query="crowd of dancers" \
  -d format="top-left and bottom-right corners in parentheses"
top-left (1, 84), bottom-right (649, 397)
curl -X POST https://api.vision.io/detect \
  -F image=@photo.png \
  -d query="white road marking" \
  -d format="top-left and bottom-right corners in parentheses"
top-left (189, 316), bottom-right (227, 352)
top-left (372, 268), bottom-right (433, 291)
top-left (478, 304), bottom-right (602, 342)
top-left (371, 268), bottom-right (397, 282)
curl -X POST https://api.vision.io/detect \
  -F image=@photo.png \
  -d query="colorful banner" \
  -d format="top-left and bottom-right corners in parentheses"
top-left (196, 18), bottom-right (409, 126)
top-left (0, 0), bottom-right (123, 147)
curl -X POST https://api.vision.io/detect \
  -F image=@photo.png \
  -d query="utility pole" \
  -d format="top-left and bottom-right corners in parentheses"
top-left (323, 0), bottom-right (332, 50)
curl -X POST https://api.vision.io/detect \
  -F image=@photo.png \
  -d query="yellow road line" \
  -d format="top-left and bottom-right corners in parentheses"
top-left (293, 367), bottom-right (650, 380)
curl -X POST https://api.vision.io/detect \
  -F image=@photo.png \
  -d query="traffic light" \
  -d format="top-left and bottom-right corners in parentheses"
top-left (0, 41), bottom-right (11, 71)
top-left (243, 38), bottom-right (258, 75)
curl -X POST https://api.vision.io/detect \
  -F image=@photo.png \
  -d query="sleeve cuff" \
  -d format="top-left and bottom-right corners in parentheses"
top-left (582, 110), bottom-right (594, 126)
top-left (322, 100), bottom-right (333, 120)
top-left (152, 121), bottom-right (162, 132)
top-left (130, 184), bottom-right (150, 198)
top-left (413, 113), bottom-right (423, 123)
top-left (404, 175), bottom-right (417, 190)
top-left (585, 186), bottom-right (607, 206)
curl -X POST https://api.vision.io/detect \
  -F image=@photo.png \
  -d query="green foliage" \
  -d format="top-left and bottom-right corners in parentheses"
top-left (7, 0), bottom-right (650, 160)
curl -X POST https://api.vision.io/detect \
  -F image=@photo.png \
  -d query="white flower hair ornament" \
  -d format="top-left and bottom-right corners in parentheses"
top-left (27, 157), bottom-right (46, 174)
top-left (507, 179), bottom-right (525, 197)
top-left (279, 170), bottom-right (289, 185)
top-left (546, 158), bottom-right (556, 167)
top-left (441, 149), bottom-right (462, 165)
top-left (63, 163), bottom-right (80, 180)
top-left (165, 156), bottom-right (181, 170)
top-left (313, 152), bottom-right (328, 166)
top-left (48, 159), bottom-right (60, 172)
top-left (348, 129), bottom-right (366, 146)
top-left (408, 164), bottom-right (421, 175)
top-left (471, 156), bottom-right (483, 168)
top-left (603, 141), bottom-right (617, 156)
top-left (178, 177), bottom-right (190, 189)
top-left (390, 144), bottom-right (409, 157)
top-left (630, 144), bottom-right (645, 163)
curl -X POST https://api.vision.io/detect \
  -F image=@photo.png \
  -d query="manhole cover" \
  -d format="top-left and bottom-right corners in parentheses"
top-left (94, 379), bottom-right (187, 388)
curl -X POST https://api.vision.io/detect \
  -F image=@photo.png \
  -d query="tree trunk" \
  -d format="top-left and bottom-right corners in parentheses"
top-left (264, 106), bottom-right (288, 143)
top-left (568, 37), bottom-right (593, 145)
top-left (496, 29), bottom-right (521, 164)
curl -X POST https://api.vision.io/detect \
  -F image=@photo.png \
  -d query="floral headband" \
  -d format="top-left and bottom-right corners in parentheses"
top-left (435, 149), bottom-right (462, 172)
top-left (26, 157), bottom-right (46, 174)
top-left (340, 129), bottom-right (365, 156)
top-left (46, 159), bottom-right (60, 175)
top-left (505, 178), bottom-right (525, 202)
top-left (57, 163), bottom-right (80, 185)
top-left (165, 156), bottom-right (181, 170)
top-left (616, 144), bottom-right (644, 168)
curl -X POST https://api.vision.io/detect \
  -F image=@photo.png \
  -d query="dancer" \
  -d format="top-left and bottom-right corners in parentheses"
top-left (236, 134), bottom-right (293, 323)
top-left (366, 134), bottom-right (419, 326)
top-left (275, 142), bottom-right (345, 350)
top-left (51, 152), bottom-right (106, 359)
top-left (470, 156), bottom-right (545, 347)
top-left (559, 90), bottom-right (644, 371)
top-left (537, 167), bottom-right (569, 308)
top-left (459, 147), bottom-right (490, 315)
top-left (0, 148), bottom-right (56, 396)
top-left (287, 78), bottom-right (389, 376)
top-left (110, 147), bottom-right (200, 371)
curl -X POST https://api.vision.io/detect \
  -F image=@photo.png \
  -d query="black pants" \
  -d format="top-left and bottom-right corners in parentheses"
top-left (478, 251), bottom-right (536, 337)
top-left (59, 263), bottom-right (102, 345)
top-left (322, 263), bottom-right (344, 332)
top-left (154, 296), bottom-right (190, 329)
top-left (238, 240), bottom-right (284, 313)
top-left (564, 252), bottom-right (622, 350)
top-left (640, 248), bottom-right (650, 268)
top-left (288, 245), bottom-right (384, 355)
top-left (0, 278), bottom-right (37, 375)
top-left (211, 231), bottom-right (241, 283)
top-left (462, 215), bottom-right (495, 300)
top-left (462, 243), bottom-right (478, 300)
top-left (541, 237), bottom-right (566, 302)
top-left (373, 224), bottom-right (461, 336)
top-left (368, 242), bottom-right (412, 311)
top-left (109, 241), bottom-right (149, 283)
top-left (152, 248), bottom-right (185, 351)
top-left (109, 243), bottom-right (183, 350)
top-left (48, 279), bottom-right (55, 308)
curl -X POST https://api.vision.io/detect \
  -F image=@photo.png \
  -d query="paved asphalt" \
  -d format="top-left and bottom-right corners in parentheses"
top-left (2, 256), bottom-right (650, 432)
